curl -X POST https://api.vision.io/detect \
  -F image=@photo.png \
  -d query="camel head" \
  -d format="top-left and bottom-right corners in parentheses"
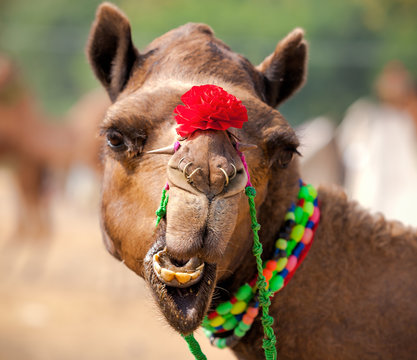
top-left (87, 3), bottom-right (307, 334)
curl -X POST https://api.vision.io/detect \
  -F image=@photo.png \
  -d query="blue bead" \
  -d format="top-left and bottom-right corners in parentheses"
top-left (298, 179), bottom-right (303, 187)
top-left (289, 203), bottom-right (296, 212)
top-left (254, 301), bottom-right (259, 307)
top-left (235, 313), bottom-right (243, 322)
top-left (273, 249), bottom-right (280, 257)
top-left (214, 325), bottom-right (224, 331)
top-left (293, 243), bottom-right (305, 257)
top-left (306, 220), bottom-right (314, 229)
top-left (280, 269), bottom-right (289, 278)
top-left (314, 198), bottom-right (318, 206)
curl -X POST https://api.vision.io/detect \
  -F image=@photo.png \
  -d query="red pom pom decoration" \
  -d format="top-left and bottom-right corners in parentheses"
top-left (174, 84), bottom-right (248, 137)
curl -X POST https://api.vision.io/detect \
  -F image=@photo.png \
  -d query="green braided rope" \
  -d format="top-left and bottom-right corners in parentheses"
top-left (245, 186), bottom-right (277, 360)
top-left (182, 334), bottom-right (208, 360)
top-left (155, 188), bottom-right (169, 226)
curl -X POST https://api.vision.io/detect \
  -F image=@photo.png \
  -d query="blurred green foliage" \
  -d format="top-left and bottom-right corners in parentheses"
top-left (0, 0), bottom-right (416, 125)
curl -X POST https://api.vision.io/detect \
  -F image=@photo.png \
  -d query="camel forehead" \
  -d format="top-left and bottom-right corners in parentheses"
top-left (144, 22), bottom-right (221, 53)
top-left (129, 23), bottom-right (260, 92)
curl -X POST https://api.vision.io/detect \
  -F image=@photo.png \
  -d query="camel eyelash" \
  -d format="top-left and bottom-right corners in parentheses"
top-left (102, 127), bottom-right (147, 157)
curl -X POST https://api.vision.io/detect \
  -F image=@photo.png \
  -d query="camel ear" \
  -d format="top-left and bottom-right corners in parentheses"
top-left (257, 28), bottom-right (307, 108)
top-left (87, 3), bottom-right (139, 102)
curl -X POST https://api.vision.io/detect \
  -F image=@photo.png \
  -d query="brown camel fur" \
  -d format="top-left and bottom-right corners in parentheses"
top-left (0, 55), bottom-right (110, 238)
top-left (87, 3), bottom-right (417, 359)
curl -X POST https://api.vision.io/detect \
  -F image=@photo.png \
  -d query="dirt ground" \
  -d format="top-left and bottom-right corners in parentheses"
top-left (0, 169), bottom-right (233, 360)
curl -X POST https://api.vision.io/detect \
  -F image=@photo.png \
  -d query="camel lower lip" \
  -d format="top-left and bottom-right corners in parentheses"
top-left (145, 244), bottom-right (217, 334)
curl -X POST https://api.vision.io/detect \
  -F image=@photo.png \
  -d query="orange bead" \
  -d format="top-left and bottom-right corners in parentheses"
top-left (242, 314), bottom-right (254, 325)
top-left (263, 269), bottom-right (273, 282)
top-left (266, 260), bottom-right (277, 271)
top-left (246, 306), bottom-right (259, 318)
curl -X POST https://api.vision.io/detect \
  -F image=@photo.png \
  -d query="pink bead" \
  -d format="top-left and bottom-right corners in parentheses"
top-left (301, 228), bottom-right (313, 245)
top-left (286, 255), bottom-right (298, 272)
top-left (310, 206), bottom-right (320, 224)
top-left (246, 306), bottom-right (259, 318)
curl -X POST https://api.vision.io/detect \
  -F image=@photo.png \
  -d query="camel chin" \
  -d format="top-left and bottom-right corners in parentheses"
top-left (143, 224), bottom-right (217, 334)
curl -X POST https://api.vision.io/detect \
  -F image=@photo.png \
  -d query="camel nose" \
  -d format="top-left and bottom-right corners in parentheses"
top-left (168, 156), bottom-right (246, 199)
top-left (166, 130), bottom-right (248, 198)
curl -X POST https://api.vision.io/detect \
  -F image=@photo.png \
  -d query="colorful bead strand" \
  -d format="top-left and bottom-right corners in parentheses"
top-left (202, 180), bottom-right (320, 349)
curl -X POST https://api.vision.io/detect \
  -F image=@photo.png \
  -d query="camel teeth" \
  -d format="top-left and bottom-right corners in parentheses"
top-left (196, 264), bottom-right (205, 271)
top-left (175, 272), bottom-right (192, 284)
top-left (161, 268), bottom-right (175, 282)
top-left (191, 270), bottom-right (201, 280)
top-left (153, 261), bottom-right (161, 274)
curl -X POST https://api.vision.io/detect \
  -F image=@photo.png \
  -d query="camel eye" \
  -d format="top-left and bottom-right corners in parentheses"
top-left (106, 130), bottom-right (126, 150)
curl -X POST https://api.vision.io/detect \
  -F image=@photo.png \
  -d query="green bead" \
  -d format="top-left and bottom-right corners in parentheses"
top-left (216, 338), bottom-right (227, 349)
top-left (290, 224), bottom-right (305, 242)
top-left (303, 201), bottom-right (314, 216)
top-left (234, 327), bottom-right (246, 337)
top-left (298, 186), bottom-right (310, 200)
top-left (275, 238), bottom-right (287, 250)
top-left (236, 283), bottom-right (252, 301)
top-left (223, 315), bottom-right (238, 330)
top-left (238, 321), bottom-right (251, 331)
top-left (202, 316), bottom-right (210, 327)
top-left (216, 301), bottom-right (233, 315)
top-left (269, 274), bottom-right (284, 292)
top-left (284, 211), bottom-right (295, 221)
top-left (294, 206), bottom-right (304, 223)
top-left (301, 211), bottom-right (309, 226)
top-left (203, 328), bottom-right (213, 337)
top-left (286, 240), bottom-right (297, 256)
top-left (275, 257), bottom-right (288, 272)
top-left (307, 184), bottom-right (317, 200)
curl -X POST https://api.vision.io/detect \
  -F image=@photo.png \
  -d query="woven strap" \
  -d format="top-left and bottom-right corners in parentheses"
top-left (182, 334), bottom-right (207, 360)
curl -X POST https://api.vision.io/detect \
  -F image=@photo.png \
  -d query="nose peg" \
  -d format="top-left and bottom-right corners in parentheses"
top-left (218, 167), bottom-right (230, 187)
top-left (182, 161), bottom-right (202, 184)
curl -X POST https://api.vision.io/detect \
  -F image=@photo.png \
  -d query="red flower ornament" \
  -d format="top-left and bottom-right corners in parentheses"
top-left (174, 84), bottom-right (248, 137)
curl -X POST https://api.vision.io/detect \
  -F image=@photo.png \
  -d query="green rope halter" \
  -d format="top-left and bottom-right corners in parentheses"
top-left (245, 186), bottom-right (277, 360)
top-left (155, 183), bottom-right (277, 360)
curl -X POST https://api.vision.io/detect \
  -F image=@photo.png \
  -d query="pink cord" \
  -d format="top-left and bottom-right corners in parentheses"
top-left (237, 145), bottom-right (252, 188)
top-left (164, 142), bottom-right (181, 191)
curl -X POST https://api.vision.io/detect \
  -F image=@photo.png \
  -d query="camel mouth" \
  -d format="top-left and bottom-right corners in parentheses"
top-left (144, 235), bottom-right (217, 334)
top-left (153, 248), bottom-right (205, 288)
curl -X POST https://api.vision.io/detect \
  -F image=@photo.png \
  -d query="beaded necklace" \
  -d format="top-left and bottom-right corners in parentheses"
top-left (202, 179), bottom-right (320, 349)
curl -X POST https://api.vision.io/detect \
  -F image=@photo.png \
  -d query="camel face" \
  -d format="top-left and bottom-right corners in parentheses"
top-left (88, 3), bottom-right (307, 334)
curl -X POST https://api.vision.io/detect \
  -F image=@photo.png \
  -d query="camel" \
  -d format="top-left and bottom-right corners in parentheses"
top-left (0, 55), bottom-right (110, 238)
top-left (87, 3), bottom-right (417, 359)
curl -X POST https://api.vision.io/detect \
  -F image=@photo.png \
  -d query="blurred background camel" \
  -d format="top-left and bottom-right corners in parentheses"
top-left (0, 55), bottom-right (110, 239)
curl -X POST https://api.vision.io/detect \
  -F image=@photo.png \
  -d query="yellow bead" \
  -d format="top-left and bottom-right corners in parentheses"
top-left (276, 257), bottom-right (288, 272)
top-left (275, 238), bottom-right (287, 250)
top-left (230, 301), bottom-right (248, 315)
top-left (209, 316), bottom-right (225, 327)
top-left (303, 201), bottom-right (314, 216)
top-left (290, 224), bottom-right (305, 242)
